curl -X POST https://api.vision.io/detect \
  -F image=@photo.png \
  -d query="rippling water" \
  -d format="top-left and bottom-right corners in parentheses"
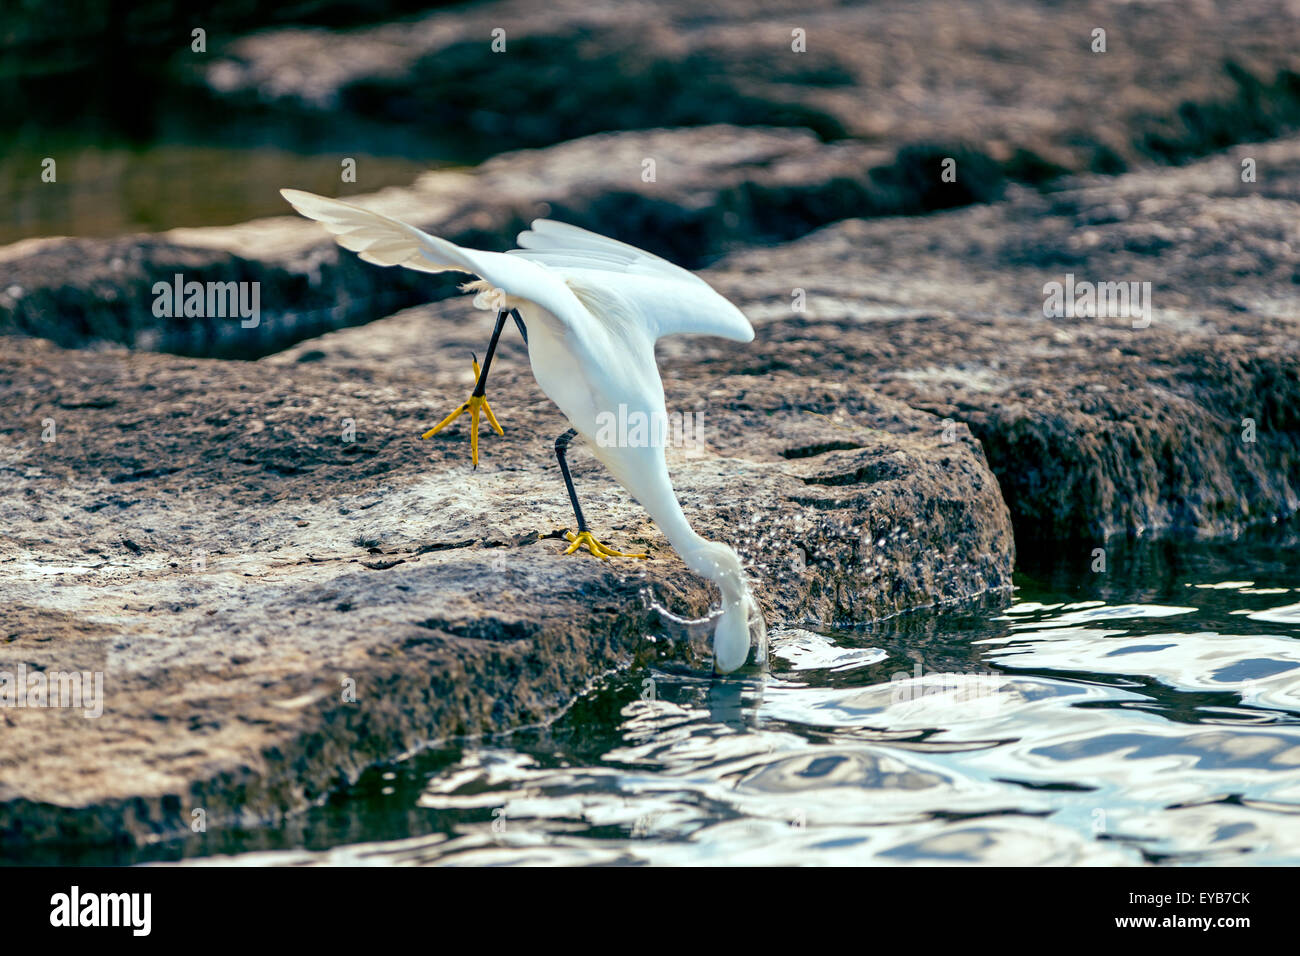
top-left (36, 528), bottom-right (1300, 866)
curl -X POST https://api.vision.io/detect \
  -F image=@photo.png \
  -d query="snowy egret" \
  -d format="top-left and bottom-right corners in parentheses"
top-left (280, 189), bottom-right (765, 673)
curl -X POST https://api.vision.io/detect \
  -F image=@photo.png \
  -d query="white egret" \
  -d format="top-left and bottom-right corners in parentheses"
top-left (280, 189), bottom-right (766, 673)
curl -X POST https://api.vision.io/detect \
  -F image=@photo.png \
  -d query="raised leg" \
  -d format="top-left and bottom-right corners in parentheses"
top-left (470, 308), bottom-right (509, 397)
top-left (553, 428), bottom-right (648, 560)
top-left (421, 309), bottom-right (511, 467)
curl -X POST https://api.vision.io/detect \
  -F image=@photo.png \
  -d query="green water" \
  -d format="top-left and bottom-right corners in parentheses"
top-left (21, 524), bottom-right (1300, 866)
top-left (2, 54), bottom-right (475, 244)
top-left (1, 139), bottom-right (438, 244)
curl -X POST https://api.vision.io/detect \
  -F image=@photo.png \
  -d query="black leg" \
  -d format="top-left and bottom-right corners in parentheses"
top-left (471, 310), bottom-right (508, 397)
top-left (554, 428), bottom-right (588, 533)
top-left (510, 308), bottom-right (528, 346)
top-left (470, 309), bottom-right (528, 398)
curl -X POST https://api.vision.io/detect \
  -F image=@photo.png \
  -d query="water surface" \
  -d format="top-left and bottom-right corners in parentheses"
top-left (217, 527), bottom-right (1300, 865)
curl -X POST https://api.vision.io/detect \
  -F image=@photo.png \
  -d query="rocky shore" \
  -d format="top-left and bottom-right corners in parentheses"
top-left (1, 306), bottom-right (1012, 848)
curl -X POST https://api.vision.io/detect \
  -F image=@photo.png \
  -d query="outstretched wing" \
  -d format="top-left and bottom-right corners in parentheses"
top-left (510, 220), bottom-right (754, 343)
top-left (279, 189), bottom-right (589, 330)
top-left (280, 193), bottom-right (753, 345)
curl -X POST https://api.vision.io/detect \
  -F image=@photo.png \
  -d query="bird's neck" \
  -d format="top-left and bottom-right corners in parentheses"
top-left (592, 447), bottom-right (761, 671)
top-left (651, 502), bottom-right (747, 603)
top-left (587, 445), bottom-right (747, 601)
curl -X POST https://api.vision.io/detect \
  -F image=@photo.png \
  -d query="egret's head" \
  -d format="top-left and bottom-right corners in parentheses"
top-left (694, 542), bottom-right (766, 674)
top-left (714, 590), bottom-right (765, 673)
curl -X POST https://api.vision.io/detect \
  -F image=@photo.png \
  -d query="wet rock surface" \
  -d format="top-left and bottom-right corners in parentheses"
top-left (263, 132), bottom-right (1300, 543)
top-left (695, 137), bottom-right (1300, 541)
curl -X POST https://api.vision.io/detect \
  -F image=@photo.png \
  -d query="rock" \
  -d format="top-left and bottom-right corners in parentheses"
top-left (8, 93), bottom-right (1300, 363)
top-left (693, 136), bottom-right (1300, 541)
top-left (0, 315), bottom-right (1012, 847)
top-left (0, 126), bottom-right (899, 356)
top-left (259, 133), bottom-right (1300, 544)
top-left (0, 1), bottom-right (438, 80)
top-left (200, 0), bottom-right (1300, 173)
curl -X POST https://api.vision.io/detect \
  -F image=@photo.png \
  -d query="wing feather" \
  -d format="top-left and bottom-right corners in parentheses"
top-left (562, 269), bottom-right (753, 343)
top-left (280, 192), bottom-right (753, 344)
top-left (514, 220), bottom-right (753, 343)
top-left (513, 219), bottom-right (708, 289)
top-left (280, 189), bottom-right (590, 330)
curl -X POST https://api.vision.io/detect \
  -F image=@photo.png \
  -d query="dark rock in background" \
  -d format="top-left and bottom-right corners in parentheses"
top-left (200, 0), bottom-right (1300, 175)
top-left (694, 138), bottom-right (1300, 542)
top-left (0, 127), bottom-right (901, 355)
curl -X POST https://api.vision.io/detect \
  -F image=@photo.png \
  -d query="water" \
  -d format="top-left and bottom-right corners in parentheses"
top-left (1, 140), bottom-right (436, 244)
top-left (2, 59), bottom-right (473, 244)
top-left (23, 526), bottom-right (1300, 866)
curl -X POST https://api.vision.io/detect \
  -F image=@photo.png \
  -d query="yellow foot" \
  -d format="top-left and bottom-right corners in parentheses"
top-left (561, 530), bottom-right (648, 561)
top-left (420, 358), bottom-right (504, 467)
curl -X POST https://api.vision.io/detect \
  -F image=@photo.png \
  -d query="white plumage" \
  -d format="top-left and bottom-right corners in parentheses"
top-left (281, 189), bottom-right (765, 673)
